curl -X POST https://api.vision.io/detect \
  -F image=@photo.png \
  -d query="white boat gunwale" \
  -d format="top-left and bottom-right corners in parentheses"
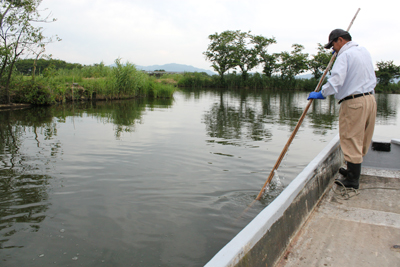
top-left (205, 135), bottom-right (343, 267)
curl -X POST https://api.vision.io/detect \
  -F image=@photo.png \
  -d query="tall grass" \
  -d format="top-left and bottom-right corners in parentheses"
top-left (169, 72), bottom-right (320, 91)
top-left (177, 72), bottom-right (216, 88)
top-left (168, 72), bottom-right (399, 93)
top-left (11, 61), bottom-right (398, 105)
top-left (10, 59), bottom-right (177, 104)
top-left (111, 59), bottom-right (146, 96)
top-left (375, 82), bottom-right (400, 93)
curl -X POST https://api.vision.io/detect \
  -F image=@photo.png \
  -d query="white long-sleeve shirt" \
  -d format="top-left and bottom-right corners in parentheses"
top-left (320, 41), bottom-right (376, 100)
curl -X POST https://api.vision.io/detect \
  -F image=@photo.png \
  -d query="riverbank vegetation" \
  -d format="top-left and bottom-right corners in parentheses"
top-left (170, 71), bottom-right (320, 91)
top-left (6, 59), bottom-right (176, 105)
top-left (5, 55), bottom-right (399, 106)
top-left (160, 69), bottom-right (400, 93)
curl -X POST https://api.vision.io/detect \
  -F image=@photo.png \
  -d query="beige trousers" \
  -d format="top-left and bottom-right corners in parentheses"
top-left (339, 94), bottom-right (377, 164)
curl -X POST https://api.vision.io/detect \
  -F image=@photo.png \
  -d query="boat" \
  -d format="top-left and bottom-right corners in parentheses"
top-left (204, 135), bottom-right (400, 267)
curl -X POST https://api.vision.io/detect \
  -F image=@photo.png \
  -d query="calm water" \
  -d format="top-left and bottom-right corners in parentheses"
top-left (1, 89), bottom-right (399, 266)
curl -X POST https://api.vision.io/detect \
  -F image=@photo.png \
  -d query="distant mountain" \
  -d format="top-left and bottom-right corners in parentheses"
top-left (135, 63), bottom-right (216, 76)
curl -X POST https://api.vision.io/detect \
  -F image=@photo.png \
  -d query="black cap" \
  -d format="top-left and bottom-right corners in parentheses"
top-left (324, 29), bottom-right (350, 49)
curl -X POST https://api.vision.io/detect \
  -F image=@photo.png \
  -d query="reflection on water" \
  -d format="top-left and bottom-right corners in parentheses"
top-left (0, 110), bottom-right (56, 249)
top-left (375, 93), bottom-right (399, 123)
top-left (0, 173), bottom-right (51, 249)
top-left (0, 90), bottom-right (399, 266)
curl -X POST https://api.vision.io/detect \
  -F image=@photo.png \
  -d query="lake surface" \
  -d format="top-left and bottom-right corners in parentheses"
top-left (1, 89), bottom-right (399, 266)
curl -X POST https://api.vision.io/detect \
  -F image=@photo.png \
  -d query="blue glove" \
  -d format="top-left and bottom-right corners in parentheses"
top-left (307, 91), bottom-right (325, 100)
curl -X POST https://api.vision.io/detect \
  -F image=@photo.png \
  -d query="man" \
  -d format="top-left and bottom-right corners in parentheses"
top-left (308, 29), bottom-right (377, 189)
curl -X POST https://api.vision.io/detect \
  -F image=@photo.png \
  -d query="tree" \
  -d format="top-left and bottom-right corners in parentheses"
top-left (235, 31), bottom-right (276, 80)
top-left (233, 31), bottom-right (255, 81)
top-left (309, 43), bottom-right (332, 79)
top-left (254, 34), bottom-right (277, 77)
top-left (0, 0), bottom-right (59, 103)
top-left (235, 33), bottom-right (276, 80)
top-left (275, 44), bottom-right (309, 80)
top-left (375, 60), bottom-right (400, 86)
top-left (260, 53), bottom-right (277, 77)
top-left (203, 30), bottom-right (238, 82)
top-left (204, 30), bottom-right (276, 82)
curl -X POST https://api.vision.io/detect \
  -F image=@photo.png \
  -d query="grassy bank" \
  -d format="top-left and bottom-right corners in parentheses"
top-left (375, 83), bottom-right (400, 93)
top-left (160, 72), bottom-right (400, 93)
top-left (7, 59), bottom-right (176, 105)
top-left (6, 59), bottom-right (399, 106)
top-left (163, 72), bottom-right (322, 91)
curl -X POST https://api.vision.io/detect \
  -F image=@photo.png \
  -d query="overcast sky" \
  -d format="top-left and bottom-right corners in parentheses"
top-left (40, 0), bottom-right (399, 72)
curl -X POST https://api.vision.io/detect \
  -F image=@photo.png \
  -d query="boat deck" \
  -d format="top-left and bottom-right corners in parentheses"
top-left (276, 167), bottom-right (400, 267)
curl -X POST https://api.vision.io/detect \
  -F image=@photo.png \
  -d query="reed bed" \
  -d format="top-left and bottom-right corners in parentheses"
top-left (10, 59), bottom-right (177, 105)
top-left (162, 72), bottom-right (321, 91)
top-left (9, 60), bottom-right (399, 105)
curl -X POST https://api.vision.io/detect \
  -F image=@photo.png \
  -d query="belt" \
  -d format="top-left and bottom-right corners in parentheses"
top-left (338, 91), bottom-right (373, 104)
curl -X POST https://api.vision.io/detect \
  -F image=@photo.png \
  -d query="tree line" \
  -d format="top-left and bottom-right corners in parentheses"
top-left (203, 30), bottom-right (400, 88)
top-left (14, 58), bottom-right (83, 75)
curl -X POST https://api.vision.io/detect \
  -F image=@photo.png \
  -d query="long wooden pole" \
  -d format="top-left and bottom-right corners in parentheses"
top-left (255, 8), bottom-right (361, 201)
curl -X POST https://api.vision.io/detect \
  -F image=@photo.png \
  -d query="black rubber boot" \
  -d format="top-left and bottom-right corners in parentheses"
top-left (335, 162), bottom-right (361, 189)
top-left (339, 167), bottom-right (348, 177)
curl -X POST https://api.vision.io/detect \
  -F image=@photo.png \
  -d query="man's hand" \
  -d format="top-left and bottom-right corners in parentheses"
top-left (307, 91), bottom-right (326, 100)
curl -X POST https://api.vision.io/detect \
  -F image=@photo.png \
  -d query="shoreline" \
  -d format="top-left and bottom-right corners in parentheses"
top-left (0, 103), bottom-right (31, 111)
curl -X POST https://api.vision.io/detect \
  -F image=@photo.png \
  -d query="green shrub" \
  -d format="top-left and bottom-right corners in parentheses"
top-left (177, 72), bottom-right (213, 87)
top-left (375, 82), bottom-right (400, 93)
top-left (112, 58), bottom-right (148, 96)
top-left (13, 81), bottom-right (55, 105)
